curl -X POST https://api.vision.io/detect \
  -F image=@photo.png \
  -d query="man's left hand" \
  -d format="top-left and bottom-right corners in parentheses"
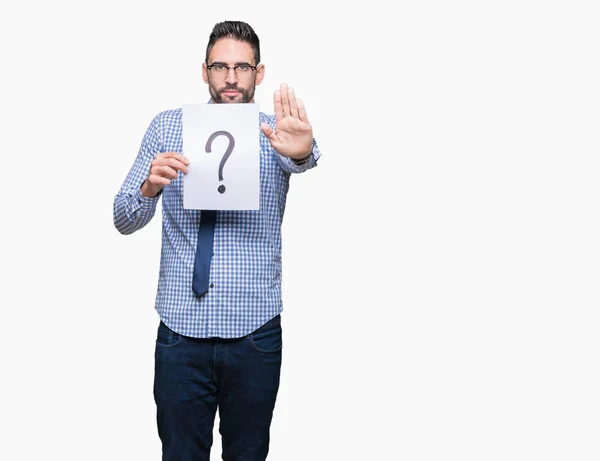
top-left (261, 83), bottom-right (313, 159)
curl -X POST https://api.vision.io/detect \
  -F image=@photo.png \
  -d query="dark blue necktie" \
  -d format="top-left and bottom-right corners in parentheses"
top-left (192, 210), bottom-right (217, 297)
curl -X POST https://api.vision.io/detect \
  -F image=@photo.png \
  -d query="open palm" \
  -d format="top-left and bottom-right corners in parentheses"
top-left (261, 83), bottom-right (313, 159)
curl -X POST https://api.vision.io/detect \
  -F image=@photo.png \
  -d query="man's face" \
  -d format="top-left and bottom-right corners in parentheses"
top-left (202, 37), bottom-right (264, 104)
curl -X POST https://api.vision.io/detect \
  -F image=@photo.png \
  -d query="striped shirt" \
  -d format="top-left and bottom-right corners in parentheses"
top-left (113, 108), bottom-right (319, 338)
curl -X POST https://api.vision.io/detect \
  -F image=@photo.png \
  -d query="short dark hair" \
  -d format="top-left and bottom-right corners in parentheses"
top-left (205, 21), bottom-right (260, 65)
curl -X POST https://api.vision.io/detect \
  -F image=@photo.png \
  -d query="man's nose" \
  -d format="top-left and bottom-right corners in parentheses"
top-left (225, 68), bottom-right (237, 84)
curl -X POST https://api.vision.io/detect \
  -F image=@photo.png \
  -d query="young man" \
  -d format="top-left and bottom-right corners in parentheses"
top-left (113, 21), bottom-right (320, 461)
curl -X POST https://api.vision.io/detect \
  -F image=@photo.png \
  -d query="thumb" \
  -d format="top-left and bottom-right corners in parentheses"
top-left (261, 122), bottom-right (277, 142)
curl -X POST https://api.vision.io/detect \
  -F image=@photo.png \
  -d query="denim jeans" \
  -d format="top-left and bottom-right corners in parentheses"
top-left (154, 315), bottom-right (283, 461)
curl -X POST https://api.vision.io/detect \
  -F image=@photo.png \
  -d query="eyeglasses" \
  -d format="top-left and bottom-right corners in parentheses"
top-left (206, 63), bottom-right (258, 77)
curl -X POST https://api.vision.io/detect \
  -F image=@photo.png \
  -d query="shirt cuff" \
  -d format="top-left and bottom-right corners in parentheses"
top-left (133, 188), bottom-right (161, 213)
top-left (292, 154), bottom-right (312, 165)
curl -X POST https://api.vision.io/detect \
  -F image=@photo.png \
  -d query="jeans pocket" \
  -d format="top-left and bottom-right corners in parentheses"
top-left (250, 316), bottom-right (282, 353)
top-left (156, 321), bottom-right (181, 348)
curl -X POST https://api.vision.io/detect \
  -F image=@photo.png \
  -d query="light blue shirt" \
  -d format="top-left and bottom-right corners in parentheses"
top-left (113, 108), bottom-right (319, 338)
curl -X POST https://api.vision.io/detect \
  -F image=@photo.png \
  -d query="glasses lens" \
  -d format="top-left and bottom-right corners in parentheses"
top-left (209, 65), bottom-right (254, 77)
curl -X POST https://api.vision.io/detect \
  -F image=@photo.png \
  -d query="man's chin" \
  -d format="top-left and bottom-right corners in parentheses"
top-left (220, 97), bottom-right (243, 104)
top-left (217, 90), bottom-right (254, 104)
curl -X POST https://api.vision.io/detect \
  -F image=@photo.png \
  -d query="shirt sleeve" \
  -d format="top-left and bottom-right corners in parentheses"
top-left (275, 139), bottom-right (321, 173)
top-left (113, 113), bottom-right (163, 235)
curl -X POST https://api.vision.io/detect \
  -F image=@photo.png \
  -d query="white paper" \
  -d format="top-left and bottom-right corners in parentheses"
top-left (182, 103), bottom-right (260, 210)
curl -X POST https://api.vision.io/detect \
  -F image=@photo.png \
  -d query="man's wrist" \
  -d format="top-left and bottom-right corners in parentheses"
top-left (291, 140), bottom-right (315, 165)
top-left (141, 180), bottom-right (163, 198)
top-left (291, 153), bottom-right (312, 165)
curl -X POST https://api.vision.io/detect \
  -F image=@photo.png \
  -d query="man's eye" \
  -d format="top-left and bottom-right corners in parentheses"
top-left (237, 65), bottom-right (250, 71)
top-left (214, 64), bottom-right (227, 71)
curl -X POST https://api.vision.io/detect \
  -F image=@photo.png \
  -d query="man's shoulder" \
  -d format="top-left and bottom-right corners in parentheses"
top-left (147, 108), bottom-right (183, 136)
top-left (152, 108), bottom-right (183, 123)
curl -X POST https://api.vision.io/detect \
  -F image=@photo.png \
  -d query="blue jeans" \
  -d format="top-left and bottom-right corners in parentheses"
top-left (153, 315), bottom-right (283, 461)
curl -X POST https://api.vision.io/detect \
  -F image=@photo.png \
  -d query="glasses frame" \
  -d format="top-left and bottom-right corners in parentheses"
top-left (206, 63), bottom-right (258, 77)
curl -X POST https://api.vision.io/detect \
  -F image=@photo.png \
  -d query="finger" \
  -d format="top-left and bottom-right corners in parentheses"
top-left (167, 158), bottom-right (190, 173)
top-left (148, 174), bottom-right (171, 186)
top-left (174, 153), bottom-right (190, 165)
top-left (261, 122), bottom-right (276, 141)
top-left (261, 122), bottom-right (284, 151)
top-left (153, 165), bottom-right (179, 180)
top-left (280, 83), bottom-right (290, 118)
top-left (156, 151), bottom-right (178, 159)
top-left (287, 87), bottom-right (299, 118)
top-left (154, 157), bottom-right (189, 173)
top-left (296, 98), bottom-right (308, 123)
top-left (157, 151), bottom-right (189, 165)
top-left (273, 90), bottom-right (283, 123)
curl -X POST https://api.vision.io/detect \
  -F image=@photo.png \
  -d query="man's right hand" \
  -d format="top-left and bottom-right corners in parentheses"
top-left (141, 152), bottom-right (190, 197)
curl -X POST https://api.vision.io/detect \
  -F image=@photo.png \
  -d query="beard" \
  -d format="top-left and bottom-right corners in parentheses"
top-left (209, 82), bottom-right (255, 104)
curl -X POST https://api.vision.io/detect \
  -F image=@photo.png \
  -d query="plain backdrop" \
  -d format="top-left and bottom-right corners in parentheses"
top-left (1, 1), bottom-right (599, 460)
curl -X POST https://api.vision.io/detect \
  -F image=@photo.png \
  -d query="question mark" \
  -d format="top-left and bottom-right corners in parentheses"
top-left (205, 130), bottom-right (235, 194)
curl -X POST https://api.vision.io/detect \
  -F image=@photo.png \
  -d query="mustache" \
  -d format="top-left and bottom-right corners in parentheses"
top-left (221, 84), bottom-right (241, 91)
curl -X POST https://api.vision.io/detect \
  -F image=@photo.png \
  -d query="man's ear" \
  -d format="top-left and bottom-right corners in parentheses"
top-left (255, 64), bottom-right (265, 86)
top-left (202, 62), bottom-right (209, 84)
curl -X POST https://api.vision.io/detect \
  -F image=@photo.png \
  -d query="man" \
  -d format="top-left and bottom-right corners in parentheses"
top-left (113, 20), bottom-right (319, 461)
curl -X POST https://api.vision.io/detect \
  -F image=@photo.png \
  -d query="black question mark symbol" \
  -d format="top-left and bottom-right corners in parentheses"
top-left (205, 130), bottom-right (235, 194)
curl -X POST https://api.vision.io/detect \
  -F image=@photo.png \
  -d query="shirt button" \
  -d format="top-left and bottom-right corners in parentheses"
top-left (210, 283), bottom-right (214, 288)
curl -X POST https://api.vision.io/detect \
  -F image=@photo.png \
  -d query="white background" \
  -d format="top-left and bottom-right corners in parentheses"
top-left (1, 1), bottom-right (599, 460)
